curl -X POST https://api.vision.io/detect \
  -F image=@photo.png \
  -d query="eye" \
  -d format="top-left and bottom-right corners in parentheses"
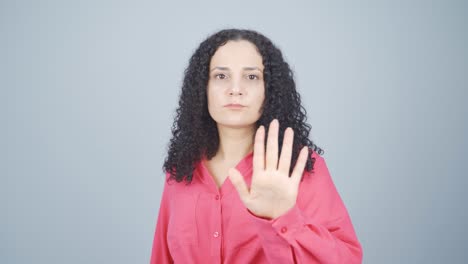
top-left (247, 74), bottom-right (259, 80)
top-left (215, 73), bottom-right (227, 80)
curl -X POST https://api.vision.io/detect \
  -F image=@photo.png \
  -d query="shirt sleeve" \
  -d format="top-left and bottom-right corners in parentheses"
top-left (246, 155), bottom-right (363, 264)
top-left (150, 172), bottom-right (174, 264)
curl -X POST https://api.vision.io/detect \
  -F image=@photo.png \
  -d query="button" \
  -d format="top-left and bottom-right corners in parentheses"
top-left (213, 231), bottom-right (220, 238)
top-left (281, 227), bottom-right (287, 233)
top-left (215, 195), bottom-right (220, 200)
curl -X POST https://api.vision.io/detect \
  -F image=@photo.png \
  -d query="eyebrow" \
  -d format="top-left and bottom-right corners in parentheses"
top-left (210, 66), bottom-right (263, 72)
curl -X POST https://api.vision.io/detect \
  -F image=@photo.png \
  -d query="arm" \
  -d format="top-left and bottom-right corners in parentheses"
top-left (247, 156), bottom-right (363, 264)
top-left (150, 173), bottom-right (173, 264)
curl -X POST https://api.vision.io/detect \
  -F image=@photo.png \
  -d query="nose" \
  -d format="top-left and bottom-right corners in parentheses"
top-left (229, 90), bottom-right (242, 96)
top-left (229, 81), bottom-right (243, 96)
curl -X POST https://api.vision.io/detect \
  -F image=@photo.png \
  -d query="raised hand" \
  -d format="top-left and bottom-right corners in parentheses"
top-left (228, 119), bottom-right (309, 220)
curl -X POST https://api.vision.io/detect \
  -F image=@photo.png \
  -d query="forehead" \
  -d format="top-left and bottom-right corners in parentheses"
top-left (209, 40), bottom-right (264, 70)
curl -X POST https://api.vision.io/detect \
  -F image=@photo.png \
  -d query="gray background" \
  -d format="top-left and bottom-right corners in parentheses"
top-left (2, 0), bottom-right (467, 263)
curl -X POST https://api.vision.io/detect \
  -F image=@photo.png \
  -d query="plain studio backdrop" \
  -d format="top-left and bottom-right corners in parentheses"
top-left (2, 0), bottom-right (467, 263)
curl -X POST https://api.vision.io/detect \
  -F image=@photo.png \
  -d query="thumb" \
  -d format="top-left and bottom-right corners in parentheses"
top-left (228, 168), bottom-right (249, 200)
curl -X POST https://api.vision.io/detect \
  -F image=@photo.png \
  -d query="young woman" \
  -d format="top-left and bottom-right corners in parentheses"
top-left (150, 28), bottom-right (363, 263)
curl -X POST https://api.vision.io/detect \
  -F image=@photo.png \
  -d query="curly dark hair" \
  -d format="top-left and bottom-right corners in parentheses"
top-left (162, 28), bottom-right (324, 183)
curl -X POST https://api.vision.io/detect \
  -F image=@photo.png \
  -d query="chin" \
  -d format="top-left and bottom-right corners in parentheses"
top-left (215, 118), bottom-right (258, 129)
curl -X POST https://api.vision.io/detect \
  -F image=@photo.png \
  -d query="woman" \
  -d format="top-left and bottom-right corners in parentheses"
top-left (150, 28), bottom-right (363, 263)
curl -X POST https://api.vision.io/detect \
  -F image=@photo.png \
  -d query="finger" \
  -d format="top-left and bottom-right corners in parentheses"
top-left (228, 168), bottom-right (250, 202)
top-left (266, 119), bottom-right (279, 171)
top-left (290, 146), bottom-right (309, 186)
top-left (253, 126), bottom-right (265, 174)
top-left (278, 127), bottom-right (294, 174)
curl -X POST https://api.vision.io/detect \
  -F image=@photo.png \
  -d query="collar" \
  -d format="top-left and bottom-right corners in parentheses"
top-left (195, 149), bottom-right (319, 194)
top-left (196, 151), bottom-right (254, 194)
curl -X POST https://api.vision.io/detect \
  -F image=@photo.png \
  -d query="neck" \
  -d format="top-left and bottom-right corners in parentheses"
top-left (215, 124), bottom-right (256, 163)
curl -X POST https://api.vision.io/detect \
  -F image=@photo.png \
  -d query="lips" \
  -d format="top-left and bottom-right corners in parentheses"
top-left (224, 103), bottom-right (246, 109)
top-left (225, 103), bottom-right (245, 107)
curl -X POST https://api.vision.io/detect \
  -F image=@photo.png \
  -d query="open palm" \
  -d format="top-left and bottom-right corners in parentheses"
top-left (228, 119), bottom-right (309, 220)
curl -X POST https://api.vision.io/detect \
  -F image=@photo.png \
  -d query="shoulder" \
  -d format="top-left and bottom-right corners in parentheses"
top-left (300, 149), bottom-right (333, 189)
top-left (161, 170), bottom-right (200, 202)
top-left (310, 148), bottom-right (327, 173)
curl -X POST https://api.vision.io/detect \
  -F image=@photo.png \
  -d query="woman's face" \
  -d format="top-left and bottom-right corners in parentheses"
top-left (207, 40), bottom-right (265, 129)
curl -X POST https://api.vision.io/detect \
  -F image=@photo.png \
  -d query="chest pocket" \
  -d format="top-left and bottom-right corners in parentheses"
top-left (167, 193), bottom-right (199, 249)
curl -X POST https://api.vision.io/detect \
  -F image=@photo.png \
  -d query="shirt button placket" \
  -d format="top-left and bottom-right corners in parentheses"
top-left (214, 194), bottom-right (221, 239)
top-left (211, 193), bottom-right (222, 257)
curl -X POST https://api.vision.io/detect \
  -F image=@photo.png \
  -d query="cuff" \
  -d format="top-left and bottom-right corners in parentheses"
top-left (246, 203), bottom-right (307, 246)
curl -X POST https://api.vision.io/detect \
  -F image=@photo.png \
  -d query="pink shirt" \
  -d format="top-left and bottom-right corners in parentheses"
top-left (150, 150), bottom-right (363, 263)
